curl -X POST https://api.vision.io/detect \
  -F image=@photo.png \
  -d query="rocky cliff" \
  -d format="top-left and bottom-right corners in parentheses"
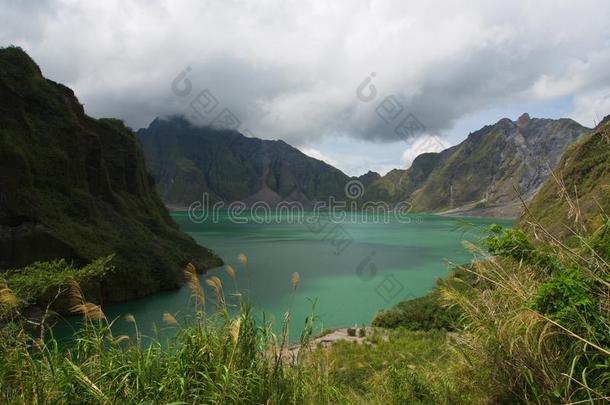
top-left (363, 114), bottom-right (590, 217)
top-left (517, 117), bottom-right (610, 239)
top-left (0, 47), bottom-right (222, 303)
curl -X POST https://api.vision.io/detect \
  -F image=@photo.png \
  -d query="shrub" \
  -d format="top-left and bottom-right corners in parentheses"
top-left (1, 256), bottom-right (114, 314)
top-left (443, 221), bottom-right (610, 403)
top-left (372, 279), bottom-right (462, 331)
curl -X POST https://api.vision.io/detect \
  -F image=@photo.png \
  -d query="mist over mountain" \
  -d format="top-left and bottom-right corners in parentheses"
top-left (136, 116), bottom-right (352, 208)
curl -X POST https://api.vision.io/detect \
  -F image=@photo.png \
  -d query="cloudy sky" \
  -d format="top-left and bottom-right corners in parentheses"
top-left (2, 0), bottom-right (610, 175)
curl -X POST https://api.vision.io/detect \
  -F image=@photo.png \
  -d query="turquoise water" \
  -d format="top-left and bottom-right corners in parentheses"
top-left (56, 212), bottom-right (512, 341)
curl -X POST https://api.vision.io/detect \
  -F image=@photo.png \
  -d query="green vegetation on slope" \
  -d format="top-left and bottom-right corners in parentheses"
top-left (0, 47), bottom-right (222, 305)
top-left (363, 114), bottom-right (589, 217)
top-left (348, 220), bottom-right (609, 403)
top-left (518, 118), bottom-right (610, 240)
top-left (371, 272), bottom-right (463, 331)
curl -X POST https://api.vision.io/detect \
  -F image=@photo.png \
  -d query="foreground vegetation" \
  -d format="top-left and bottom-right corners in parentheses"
top-left (1, 213), bottom-right (609, 403)
top-left (0, 263), bottom-right (345, 404)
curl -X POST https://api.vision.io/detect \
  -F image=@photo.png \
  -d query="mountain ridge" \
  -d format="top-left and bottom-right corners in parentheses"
top-left (363, 113), bottom-right (590, 217)
top-left (137, 113), bottom-right (591, 218)
top-left (136, 116), bottom-right (352, 208)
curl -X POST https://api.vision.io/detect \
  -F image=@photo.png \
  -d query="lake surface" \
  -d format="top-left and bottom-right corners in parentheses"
top-left (56, 212), bottom-right (513, 341)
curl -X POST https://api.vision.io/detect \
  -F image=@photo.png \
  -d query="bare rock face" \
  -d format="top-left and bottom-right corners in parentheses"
top-left (517, 112), bottom-right (531, 128)
top-left (518, 117), bottom-right (610, 239)
top-left (364, 114), bottom-right (590, 217)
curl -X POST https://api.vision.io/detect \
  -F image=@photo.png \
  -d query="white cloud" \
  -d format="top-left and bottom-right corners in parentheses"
top-left (570, 87), bottom-right (610, 127)
top-left (1, 0), bottom-right (610, 155)
top-left (401, 135), bottom-right (450, 168)
top-left (299, 147), bottom-right (339, 167)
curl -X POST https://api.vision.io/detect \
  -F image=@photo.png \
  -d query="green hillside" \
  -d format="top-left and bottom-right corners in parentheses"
top-left (518, 118), bottom-right (610, 239)
top-left (0, 47), bottom-right (222, 305)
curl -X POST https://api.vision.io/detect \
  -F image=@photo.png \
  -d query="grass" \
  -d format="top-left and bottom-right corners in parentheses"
top-left (2, 213), bottom-right (609, 404)
top-left (307, 328), bottom-right (486, 404)
top-left (2, 172), bottom-right (610, 404)
top-left (2, 214), bottom-right (609, 404)
top-left (0, 257), bottom-right (346, 404)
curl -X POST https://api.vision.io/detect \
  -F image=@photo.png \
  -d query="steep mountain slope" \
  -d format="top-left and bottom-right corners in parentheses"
top-left (518, 118), bottom-right (610, 239)
top-left (136, 117), bottom-right (351, 207)
top-left (356, 170), bottom-right (381, 188)
top-left (364, 149), bottom-right (454, 203)
top-left (364, 114), bottom-right (589, 217)
top-left (0, 47), bottom-right (221, 302)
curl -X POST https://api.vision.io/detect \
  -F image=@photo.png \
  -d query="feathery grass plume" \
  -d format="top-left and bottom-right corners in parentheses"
top-left (72, 302), bottom-right (106, 321)
top-left (238, 253), bottom-right (248, 267)
top-left (226, 265), bottom-right (236, 281)
top-left (229, 317), bottom-right (241, 344)
top-left (225, 264), bottom-right (241, 307)
top-left (124, 313), bottom-right (142, 347)
top-left (0, 281), bottom-right (18, 306)
top-left (292, 272), bottom-right (301, 290)
top-left (114, 335), bottom-right (130, 345)
top-left (67, 278), bottom-right (105, 321)
top-left (162, 312), bottom-right (178, 326)
top-left (206, 276), bottom-right (225, 308)
top-left (67, 277), bottom-right (84, 307)
top-left (184, 262), bottom-right (205, 307)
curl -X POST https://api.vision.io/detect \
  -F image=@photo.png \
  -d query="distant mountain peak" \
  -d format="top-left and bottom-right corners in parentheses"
top-left (517, 113), bottom-right (531, 127)
top-left (136, 118), bottom-right (351, 207)
top-left (356, 171), bottom-right (381, 187)
top-left (364, 114), bottom-right (590, 217)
